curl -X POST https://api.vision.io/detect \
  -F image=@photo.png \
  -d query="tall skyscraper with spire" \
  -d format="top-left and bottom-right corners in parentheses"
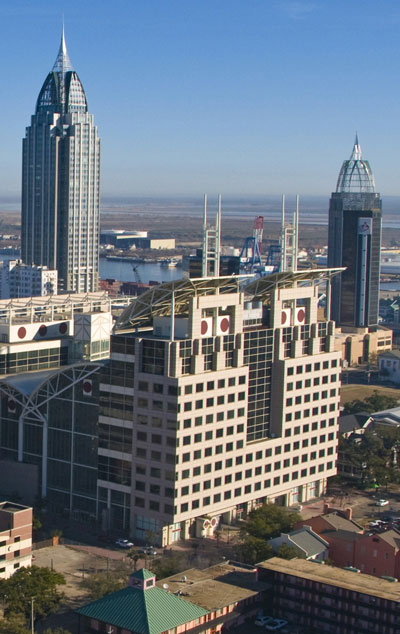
top-left (21, 29), bottom-right (100, 293)
top-left (328, 136), bottom-right (382, 328)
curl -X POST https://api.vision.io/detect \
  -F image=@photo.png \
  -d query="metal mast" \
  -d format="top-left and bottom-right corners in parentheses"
top-left (201, 194), bottom-right (222, 277)
top-left (280, 194), bottom-right (299, 272)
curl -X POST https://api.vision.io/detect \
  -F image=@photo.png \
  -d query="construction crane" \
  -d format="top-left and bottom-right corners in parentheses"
top-left (239, 216), bottom-right (264, 272)
top-left (132, 265), bottom-right (143, 285)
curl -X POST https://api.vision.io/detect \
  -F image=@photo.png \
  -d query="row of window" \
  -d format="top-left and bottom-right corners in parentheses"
top-left (286, 389), bottom-right (337, 407)
top-left (178, 462), bottom-right (335, 514)
top-left (287, 359), bottom-right (338, 375)
top-left (287, 375), bottom-right (338, 390)
top-left (285, 403), bottom-right (337, 423)
top-left (177, 445), bottom-right (336, 482)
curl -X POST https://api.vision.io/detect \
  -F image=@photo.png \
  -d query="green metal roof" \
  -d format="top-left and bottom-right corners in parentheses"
top-left (76, 584), bottom-right (209, 634)
top-left (131, 568), bottom-right (155, 581)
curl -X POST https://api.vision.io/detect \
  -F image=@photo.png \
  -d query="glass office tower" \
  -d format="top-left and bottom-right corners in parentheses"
top-left (328, 136), bottom-right (382, 328)
top-left (21, 30), bottom-right (100, 293)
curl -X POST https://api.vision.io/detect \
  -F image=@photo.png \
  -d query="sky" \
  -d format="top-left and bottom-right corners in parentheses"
top-left (1, 0), bottom-right (400, 198)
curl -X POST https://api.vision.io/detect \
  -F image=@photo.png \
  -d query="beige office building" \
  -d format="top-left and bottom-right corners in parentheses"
top-left (98, 270), bottom-right (342, 546)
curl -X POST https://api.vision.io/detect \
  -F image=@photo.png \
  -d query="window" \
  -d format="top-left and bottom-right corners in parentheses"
top-left (196, 383), bottom-right (204, 392)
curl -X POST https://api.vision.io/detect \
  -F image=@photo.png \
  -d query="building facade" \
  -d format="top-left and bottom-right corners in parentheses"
top-left (328, 136), bottom-right (382, 328)
top-left (21, 30), bottom-right (100, 293)
top-left (0, 502), bottom-right (32, 579)
top-left (98, 271), bottom-right (342, 545)
top-left (0, 260), bottom-right (57, 299)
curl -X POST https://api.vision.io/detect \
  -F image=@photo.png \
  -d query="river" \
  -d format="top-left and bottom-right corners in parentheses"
top-left (100, 258), bottom-right (183, 284)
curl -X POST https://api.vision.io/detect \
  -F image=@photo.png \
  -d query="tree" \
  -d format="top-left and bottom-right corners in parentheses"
top-left (241, 504), bottom-right (302, 541)
top-left (81, 572), bottom-right (124, 600)
top-left (236, 536), bottom-right (273, 565)
top-left (0, 614), bottom-right (30, 634)
top-left (343, 390), bottom-right (399, 415)
top-left (0, 566), bottom-right (65, 622)
top-left (276, 543), bottom-right (305, 560)
top-left (148, 555), bottom-right (182, 579)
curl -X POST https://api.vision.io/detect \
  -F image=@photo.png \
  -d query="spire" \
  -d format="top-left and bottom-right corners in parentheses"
top-left (350, 132), bottom-right (362, 161)
top-left (52, 25), bottom-right (73, 74)
top-left (336, 134), bottom-right (375, 194)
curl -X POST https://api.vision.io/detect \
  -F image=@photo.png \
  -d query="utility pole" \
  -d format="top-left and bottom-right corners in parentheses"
top-left (31, 597), bottom-right (34, 634)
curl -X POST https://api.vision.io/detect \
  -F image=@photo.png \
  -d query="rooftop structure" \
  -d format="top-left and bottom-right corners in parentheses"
top-left (336, 134), bottom-right (376, 194)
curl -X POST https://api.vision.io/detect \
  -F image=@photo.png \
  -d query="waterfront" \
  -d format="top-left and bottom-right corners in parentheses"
top-left (100, 258), bottom-right (183, 284)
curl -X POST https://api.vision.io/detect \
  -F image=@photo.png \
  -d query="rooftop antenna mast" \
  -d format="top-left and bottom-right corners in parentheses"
top-left (201, 194), bottom-right (222, 277)
top-left (280, 194), bottom-right (299, 272)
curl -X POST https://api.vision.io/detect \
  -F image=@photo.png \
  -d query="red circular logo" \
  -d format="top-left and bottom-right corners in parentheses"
top-left (83, 381), bottom-right (92, 394)
top-left (39, 325), bottom-right (48, 337)
top-left (17, 327), bottom-right (26, 339)
top-left (211, 518), bottom-right (217, 526)
top-left (201, 320), bottom-right (208, 335)
top-left (8, 400), bottom-right (16, 411)
top-left (297, 309), bottom-right (305, 322)
top-left (220, 318), bottom-right (229, 332)
top-left (59, 323), bottom-right (68, 334)
top-left (281, 311), bottom-right (287, 325)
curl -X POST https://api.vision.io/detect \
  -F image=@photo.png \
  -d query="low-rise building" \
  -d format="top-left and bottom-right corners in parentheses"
top-left (0, 260), bottom-right (58, 299)
top-left (258, 556), bottom-right (400, 634)
top-left (268, 525), bottom-right (329, 561)
top-left (379, 350), bottom-right (400, 384)
top-left (0, 501), bottom-right (32, 579)
top-left (295, 507), bottom-right (363, 568)
top-left (76, 563), bottom-right (265, 634)
top-left (335, 327), bottom-right (392, 366)
top-left (354, 529), bottom-right (400, 579)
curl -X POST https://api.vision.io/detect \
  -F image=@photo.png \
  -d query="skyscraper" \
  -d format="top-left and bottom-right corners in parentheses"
top-left (328, 136), bottom-right (382, 328)
top-left (21, 29), bottom-right (100, 293)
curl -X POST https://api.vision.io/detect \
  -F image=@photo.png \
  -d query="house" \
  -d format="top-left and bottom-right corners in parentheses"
top-left (295, 507), bottom-right (364, 568)
top-left (379, 350), bottom-right (400, 384)
top-left (353, 529), bottom-right (400, 579)
top-left (268, 525), bottom-right (329, 561)
top-left (338, 412), bottom-right (372, 439)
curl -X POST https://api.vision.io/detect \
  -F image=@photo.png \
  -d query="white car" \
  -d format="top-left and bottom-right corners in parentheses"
top-left (255, 616), bottom-right (273, 626)
top-left (115, 538), bottom-right (134, 548)
top-left (376, 499), bottom-right (389, 507)
top-left (265, 619), bottom-right (288, 631)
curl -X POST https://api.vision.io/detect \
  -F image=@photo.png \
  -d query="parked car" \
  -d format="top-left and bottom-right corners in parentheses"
top-left (376, 499), bottom-right (389, 507)
top-left (255, 615), bottom-right (273, 626)
top-left (137, 546), bottom-right (157, 555)
top-left (265, 619), bottom-right (288, 631)
top-left (115, 538), bottom-right (134, 548)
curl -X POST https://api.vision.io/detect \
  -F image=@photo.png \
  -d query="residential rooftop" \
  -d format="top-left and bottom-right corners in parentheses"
top-left (258, 557), bottom-right (400, 602)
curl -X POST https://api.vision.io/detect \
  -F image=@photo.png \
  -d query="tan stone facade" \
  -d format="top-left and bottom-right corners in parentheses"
top-left (98, 274), bottom-right (342, 546)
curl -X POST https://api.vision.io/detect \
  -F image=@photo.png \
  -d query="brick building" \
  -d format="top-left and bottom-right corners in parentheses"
top-left (0, 501), bottom-right (32, 579)
top-left (258, 557), bottom-right (400, 634)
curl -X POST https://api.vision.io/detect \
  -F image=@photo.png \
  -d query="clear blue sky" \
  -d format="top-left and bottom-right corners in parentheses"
top-left (1, 0), bottom-right (399, 197)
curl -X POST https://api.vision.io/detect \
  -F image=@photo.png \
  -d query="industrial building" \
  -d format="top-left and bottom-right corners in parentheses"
top-left (100, 230), bottom-right (175, 251)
